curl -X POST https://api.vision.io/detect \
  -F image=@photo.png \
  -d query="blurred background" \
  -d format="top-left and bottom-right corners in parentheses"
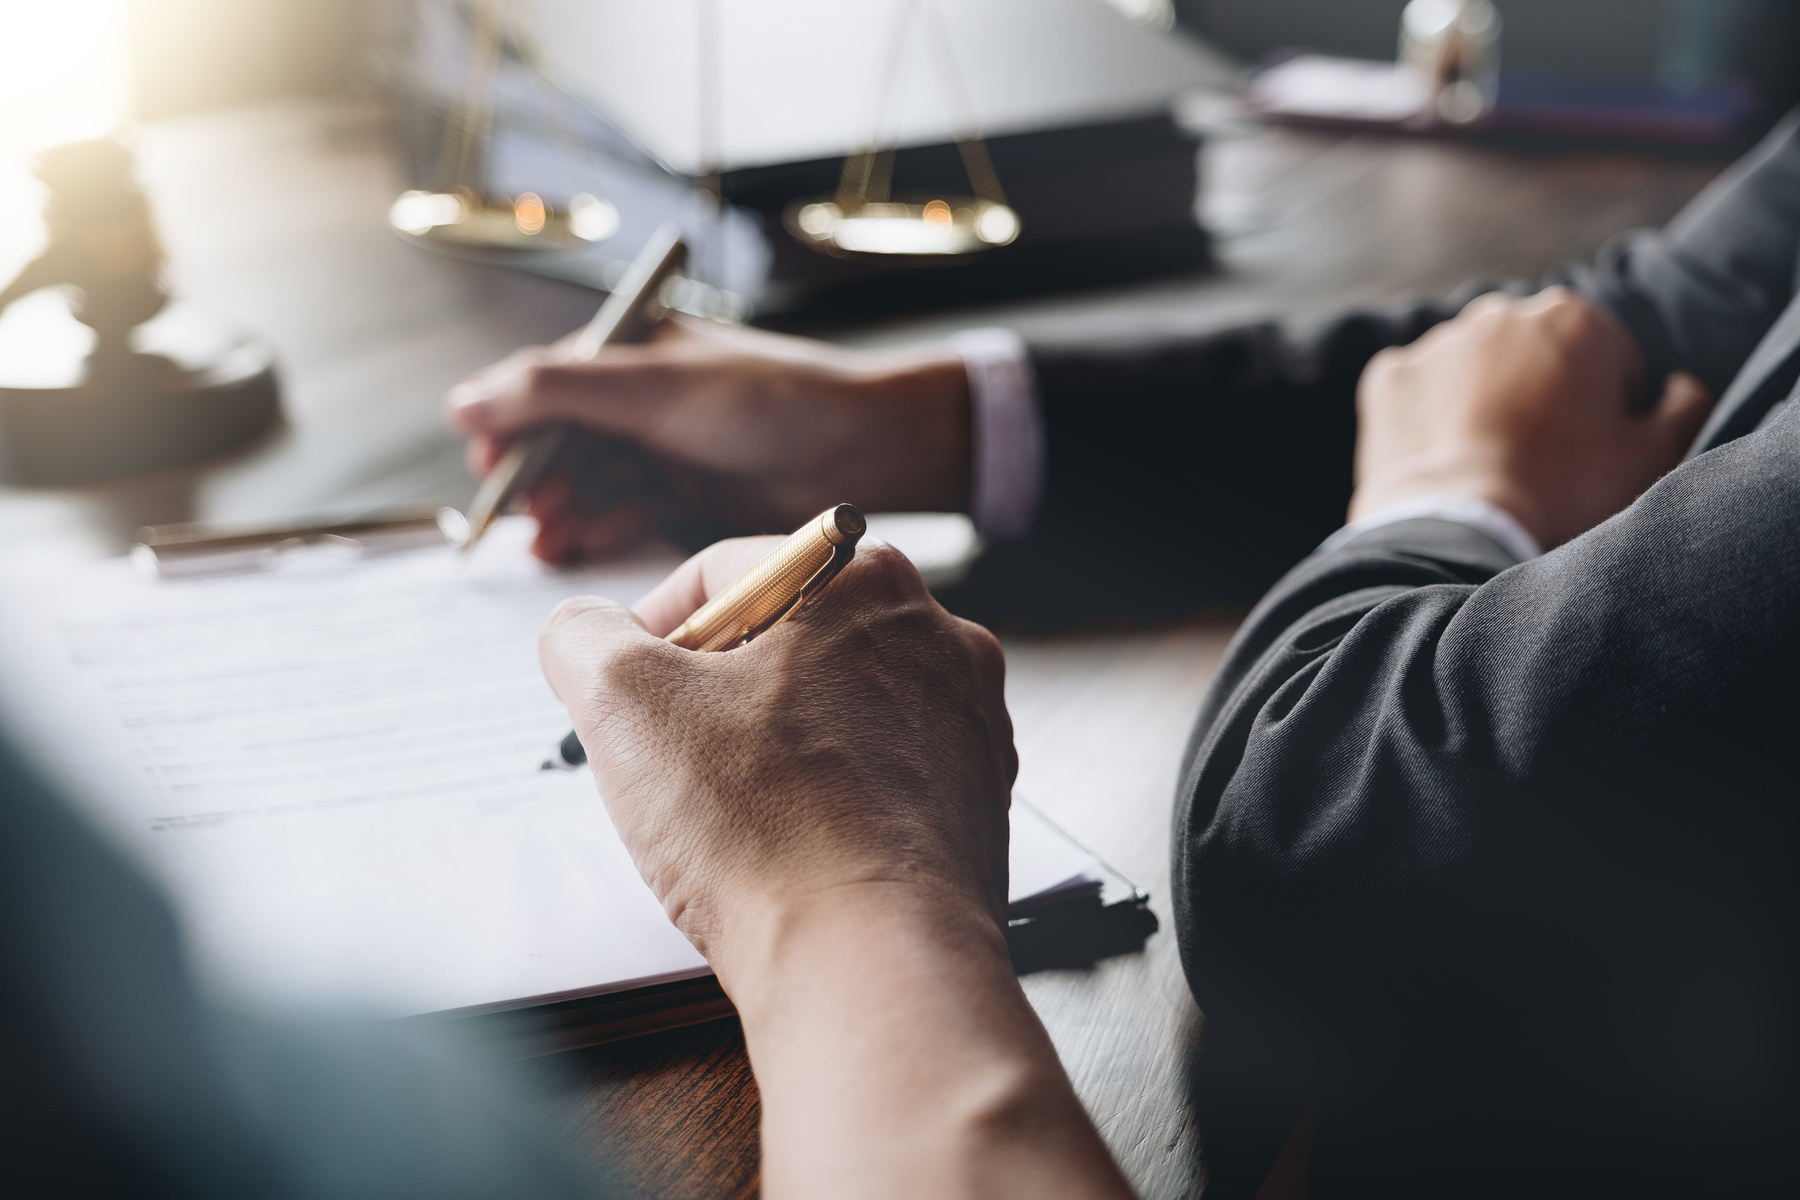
top-left (1190, 0), bottom-right (1797, 100)
top-left (5, 0), bottom-right (1798, 326)
top-left (0, 0), bottom-right (1792, 547)
top-left (5, 2), bottom-right (1794, 133)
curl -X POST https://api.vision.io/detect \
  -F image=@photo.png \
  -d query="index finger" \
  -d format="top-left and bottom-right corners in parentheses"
top-left (633, 536), bottom-right (786, 638)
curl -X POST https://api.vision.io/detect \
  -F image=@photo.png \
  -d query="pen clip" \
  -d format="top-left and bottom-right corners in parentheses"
top-left (735, 539), bottom-right (857, 647)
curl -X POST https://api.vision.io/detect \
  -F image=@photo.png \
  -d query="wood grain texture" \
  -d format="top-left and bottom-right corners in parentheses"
top-left (0, 98), bottom-right (1726, 1198)
top-left (1005, 623), bottom-right (1232, 1198)
top-left (554, 1019), bottom-right (763, 1200)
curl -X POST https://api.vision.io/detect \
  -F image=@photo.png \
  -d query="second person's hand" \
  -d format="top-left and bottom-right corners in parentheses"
top-left (1351, 288), bottom-right (1716, 549)
top-left (447, 317), bottom-right (973, 563)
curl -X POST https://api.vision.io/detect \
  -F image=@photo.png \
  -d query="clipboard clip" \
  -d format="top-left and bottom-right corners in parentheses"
top-left (134, 505), bottom-right (467, 577)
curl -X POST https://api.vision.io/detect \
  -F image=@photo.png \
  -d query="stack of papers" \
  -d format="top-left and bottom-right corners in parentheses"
top-left (0, 520), bottom-right (1108, 1024)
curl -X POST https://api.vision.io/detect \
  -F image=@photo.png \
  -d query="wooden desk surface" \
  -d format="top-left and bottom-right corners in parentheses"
top-left (0, 99), bottom-right (1720, 1199)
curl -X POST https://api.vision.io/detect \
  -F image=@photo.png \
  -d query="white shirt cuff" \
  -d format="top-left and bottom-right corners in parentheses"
top-left (952, 328), bottom-right (1045, 542)
top-left (1317, 495), bottom-right (1543, 563)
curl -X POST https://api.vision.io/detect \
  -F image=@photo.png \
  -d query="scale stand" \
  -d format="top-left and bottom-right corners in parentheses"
top-left (785, 0), bottom-right (1022, 262)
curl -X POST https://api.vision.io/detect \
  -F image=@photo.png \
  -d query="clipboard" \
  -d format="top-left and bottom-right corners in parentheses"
top-left (21, 514), bottom-right (1160, 1057)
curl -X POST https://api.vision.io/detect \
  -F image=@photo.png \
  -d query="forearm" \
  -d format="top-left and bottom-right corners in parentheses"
top-left (718, 885), bottom-right (1132, 1200)
top-left (941, 302), bottom-right (1465, 627)
top-left (829, 346), bottom-right (972, 515)
top-left (1183, 517), bottom-right (1517, 754)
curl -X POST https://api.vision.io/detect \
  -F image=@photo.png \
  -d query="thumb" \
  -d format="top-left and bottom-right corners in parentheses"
top-left (538, 595), bottom-right (673, 742)
top-left (631, 535), bottom-right (786, 637)
top-left (1646, 368), bottom-right (1716, 456)
top-left (445, 345), bottom-right (555, 435)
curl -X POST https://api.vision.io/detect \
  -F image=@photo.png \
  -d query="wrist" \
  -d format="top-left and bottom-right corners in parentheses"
top-left (715, 882), bottom-right (1127, 1200)
top-left (709, 878), bottom-right (1005, 1015)
top-left (832, 347), bottom-right (972, 513)
top-left (1351, 475), bottom-right (1548, 550)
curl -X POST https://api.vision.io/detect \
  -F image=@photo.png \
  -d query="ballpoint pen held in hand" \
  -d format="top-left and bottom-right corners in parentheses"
top-left (459, 222), bottom-right (689, 554)
top-left (542, 503), bottom-right (868, 769)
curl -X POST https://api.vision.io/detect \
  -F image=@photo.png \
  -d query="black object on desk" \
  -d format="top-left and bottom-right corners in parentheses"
top-left (448, 846), bottom-right (1160, 1058)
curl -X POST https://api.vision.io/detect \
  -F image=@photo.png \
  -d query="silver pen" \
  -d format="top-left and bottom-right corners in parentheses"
top-left (459, 223), bottom-right (688, 553)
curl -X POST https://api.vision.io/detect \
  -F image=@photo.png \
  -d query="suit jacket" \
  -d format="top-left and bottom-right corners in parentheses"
top-left (1169, 117), bottom-right (1800, 1196)
top-left (944, 109), bottom-right (1800, 630)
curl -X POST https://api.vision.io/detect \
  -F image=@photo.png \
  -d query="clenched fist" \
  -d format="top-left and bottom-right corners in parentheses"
top-left (1352, 288), bottom-right (1715, 549)
top-left (449, 318), bottom-right (972, 562)
top-left (538, 536), bottom-right (1017, 979)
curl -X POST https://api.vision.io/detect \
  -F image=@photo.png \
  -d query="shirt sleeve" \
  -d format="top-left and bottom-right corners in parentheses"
top-left (951, 327), bottom-right (1045, 541)
top-left (1315, 494), bottom-right (1542, 563)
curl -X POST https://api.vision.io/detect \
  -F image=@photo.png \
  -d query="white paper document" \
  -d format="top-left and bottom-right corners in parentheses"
top-left (1, 520), bottom-right (1103, 1019)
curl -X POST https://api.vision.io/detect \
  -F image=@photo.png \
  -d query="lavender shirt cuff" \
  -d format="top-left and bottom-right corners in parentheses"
top-left (951, 328), bottom-right (1045, 542)
top-left (1318, 495), bottom-right (1544, 563)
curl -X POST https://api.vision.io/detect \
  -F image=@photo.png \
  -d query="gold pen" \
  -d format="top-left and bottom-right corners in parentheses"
top-left (542, 503), bottom-right (867, 769)
top-left (459, 222), bottom-right (689, 554)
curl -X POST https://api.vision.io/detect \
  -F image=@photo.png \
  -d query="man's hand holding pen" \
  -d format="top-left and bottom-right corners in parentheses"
top-left (540, 535), bottom-right (1015, 969)
top-left (535, 537), bottom-right (1130, 1199)
top-left (446, 315), bottom-right (974, 561)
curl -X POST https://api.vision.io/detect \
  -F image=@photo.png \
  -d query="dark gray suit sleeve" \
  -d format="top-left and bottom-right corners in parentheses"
top-left (1171, 405), bottom-right (1800, 1192)
top-left (942, 109), bottom-right (1800, 630)
top-left (941, 296), bottom-right (1466, 626)
top-left (1558, 108), bottom-right (1800, 403)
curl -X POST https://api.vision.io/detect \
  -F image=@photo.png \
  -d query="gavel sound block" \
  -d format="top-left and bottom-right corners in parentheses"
top-left (0, 137), bottom-right (279, 486)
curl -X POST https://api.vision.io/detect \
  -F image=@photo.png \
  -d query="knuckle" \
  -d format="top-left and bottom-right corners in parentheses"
top-left (543, 594), bottom-right (611, 638)
top-left (518, 361), bottom-right (556, 399)
top-left (959, 619), bottom-right (1006, 671)
top-left (1542, 288), bottom-right (1587, 323)
top-left (1534, 286), bottom-right (1587, 325)
top-left (1468, 303), bottom-right (1512, 332)
top-left (856, 541), bottom-right (925, 591)
top-left (1358, 350), bottom-right (1408, 401)
top-left (541, 597), bottom-right (654, 685)
top-left (596, 637), bottom-right (666, 690)
top-left (1464, 292), bottom-right (1513, 320)
top-left (1542, 292), bottom-right (1618, 351)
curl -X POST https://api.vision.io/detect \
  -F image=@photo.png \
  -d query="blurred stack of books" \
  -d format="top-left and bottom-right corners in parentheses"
top-left (384, 0), bottom-right (1237, 317)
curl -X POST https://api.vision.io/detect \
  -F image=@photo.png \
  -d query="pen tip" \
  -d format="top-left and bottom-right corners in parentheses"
top-left (438, 507), bottom-right (477, 553)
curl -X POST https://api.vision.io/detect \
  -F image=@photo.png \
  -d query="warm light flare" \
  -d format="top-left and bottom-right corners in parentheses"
top-left (0, 0), bottom-right (131, 151)
top-left (0, 1), bottom-right (130, 283)
top-left (512, 192), bottom-right (547, 235)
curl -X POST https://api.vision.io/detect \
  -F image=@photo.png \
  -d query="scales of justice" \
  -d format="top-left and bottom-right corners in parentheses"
top-left (386, 0), bottom-right (1021, 273)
